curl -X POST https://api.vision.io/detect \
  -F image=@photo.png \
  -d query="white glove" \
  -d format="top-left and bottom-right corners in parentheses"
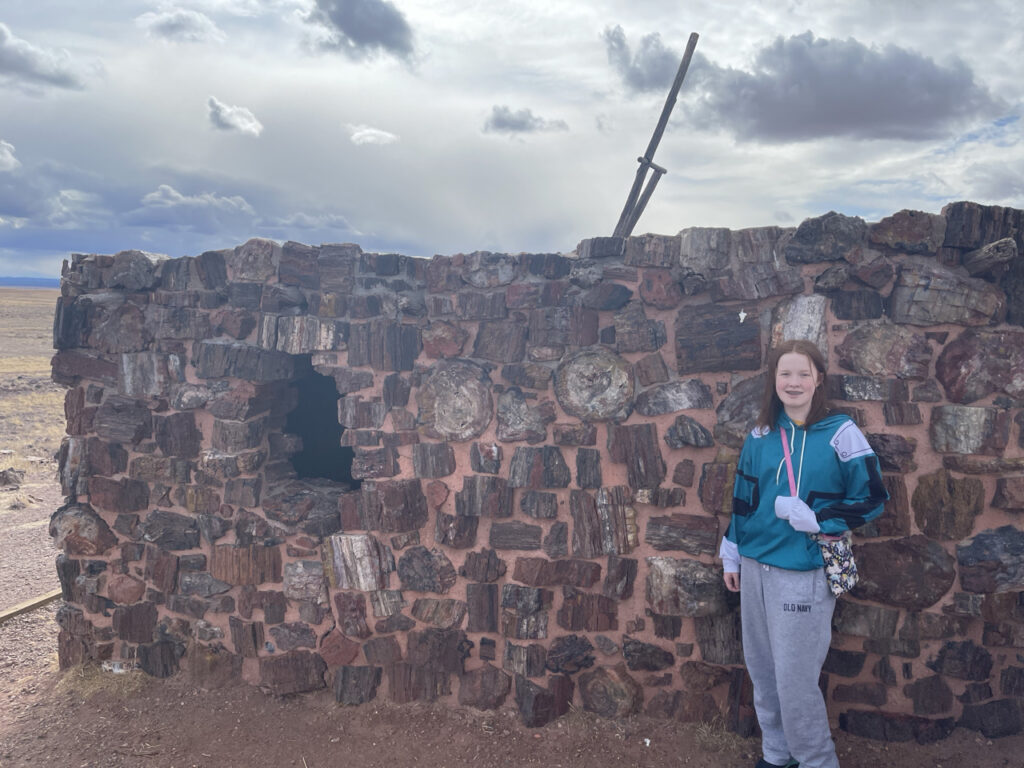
top-left (718, 537), bottom-right (740, 573)
top-left (774, 496), bottom-right (820, 534)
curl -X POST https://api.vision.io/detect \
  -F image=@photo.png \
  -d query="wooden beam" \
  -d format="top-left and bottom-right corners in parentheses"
top-left (0, 588), bottom-right (63, 625)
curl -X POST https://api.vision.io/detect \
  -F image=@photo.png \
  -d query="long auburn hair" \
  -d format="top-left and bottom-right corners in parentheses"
top-left (756, 339), bottom-right (831, 430)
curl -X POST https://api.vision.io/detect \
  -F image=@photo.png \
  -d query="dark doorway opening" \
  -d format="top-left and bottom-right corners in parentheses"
top-left (284, 369), bottom-right (359, 488)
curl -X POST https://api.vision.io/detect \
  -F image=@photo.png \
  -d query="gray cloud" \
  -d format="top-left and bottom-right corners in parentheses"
top-left (208, 96), bottom-right (264, 136)
top-left (483, 106), bottom-right (568, 134)
top-left (124, 184), bottom-right (257, 234)
top-left (602, 24), bottom-right (680, 93)
top-left (306, 0), bottom-right (414, 61)
top-left (0, 22), bottom-right (89, 90)
top-left (687, 32), bottom-right (1004, 143)
top-left (136, 9), bottom-right (226, 43)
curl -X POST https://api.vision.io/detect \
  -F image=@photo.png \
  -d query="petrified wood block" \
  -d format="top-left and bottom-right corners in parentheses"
top-left (607, 424), bottom-right (666, 490)
top-left (519, 490), bottom-right (558, 520)
top-left (544, 634), bottom-right (594, 674)
top-left (543, 522), bottom-right (568, 559)
top-left (497, 387), bottom-right (556, 443)
top-left (929, 406), bottom-right (1009, 455)
top-left (417, 359), bottom-right (493, 441)
top-left (645, 557), bottom-right (729, 617)
top-left (435, 513), bottom-right (478, 549)
top-left (347, 319), bottom-right (420, 371)
top-left (888, 259), bottom-right (1006, 326)
top-left (49, 502), bottom-right (118, 556)
top-left (210, 544), bottom-right (282, 586)
top-left (455, 475), bottom-right (513, 517)
top-left (334, 665), bottom-right (383, 705)
top-left (552, 422), bottom-right (597, 447)
top-left (459, 548), bottom-right (507, 583)
top-left (410, 598), bottom-right (468, 629)
top-left (324, 534), bottom-right (393, 591)
top-left (576, 447), bottom-right (602, 489)
top-left (675, 303), bottom-right (761, 374)
top-left (259, 651), bottom-right (327, 695)
top-left (853, 536), bottom-right (957, 608)
top-left (466, 583), bottom-right (499, 632)
top-left (579, 664), bottom-right (642, 718)
top-left (645, 514), bottom-right (718, 555)
top-left (557, 587), bottom-right (618, 632)
top-left (504, 642), bottom-right (547, 677)
top-left (623, 636), bottom-right (675, 671)
top-left (554, 347), bottom-right (634, 422)
top-left (956, 526), bottom-right (1024, 594)
top-left (664, 414), bottom-right (714, 448)
top-left (112, 602), bottom-right (158, 643)
top-left (469, 441), bottom-right (502, 473)
top-left (229, 616), bottom-right (264, 657)
top-left (459, 663), bottom-right (512, 710)
top-left (489, 521), bottom-right (543, 550)
top-left (472, 321), bottom-right (527, 363)
top-left (412, 442), bottom-right (456, 478)
top-left (268, 622), bottom-right (316, 651)
top-left (512, 557), bottom-right (601, 588)
top-left (508, 446), bottom-right (571, 489)
top-left (141, 510), bottom-right (200, 551)
top-left (397, 546), bottom-right (457, 594)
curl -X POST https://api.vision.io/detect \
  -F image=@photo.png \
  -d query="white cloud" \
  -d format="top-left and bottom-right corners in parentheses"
top-left (46, 189), bottom-right (110, 229)
top-left (346, 124), bottom-right (399, 145)
top-left (0, 140), bottom-right (20, 172)
top-left (125, 184), bottom-right (257, 233)
top-left (207, 96), bottom-right (264, 136)
top-left (0, 22), bottom-right (88, 90)
top-left (136, 9), bottom-right (227, 44)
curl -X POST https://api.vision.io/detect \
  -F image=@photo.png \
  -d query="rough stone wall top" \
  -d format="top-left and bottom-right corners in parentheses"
top-left (49, 200), bottom-right (1024, 740)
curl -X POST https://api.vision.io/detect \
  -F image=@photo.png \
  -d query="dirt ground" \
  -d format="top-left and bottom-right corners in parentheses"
top-left (2, 285), bottom-right (1024, 768)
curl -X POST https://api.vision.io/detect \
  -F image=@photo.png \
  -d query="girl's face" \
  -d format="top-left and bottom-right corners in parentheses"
top-left (775, 351), bottom-right (821, 421)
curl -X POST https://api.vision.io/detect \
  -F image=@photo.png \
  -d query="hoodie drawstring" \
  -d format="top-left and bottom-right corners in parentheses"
top-left (775, 423), bottom-right (807, 496)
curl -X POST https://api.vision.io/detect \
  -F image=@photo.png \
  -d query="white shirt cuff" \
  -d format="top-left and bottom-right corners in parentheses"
top-left (718, 537), bottom-right (740, 573)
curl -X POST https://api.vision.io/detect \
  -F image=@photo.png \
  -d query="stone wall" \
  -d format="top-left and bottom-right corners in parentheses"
top-left (49, 201), bottom-right (1024, 741)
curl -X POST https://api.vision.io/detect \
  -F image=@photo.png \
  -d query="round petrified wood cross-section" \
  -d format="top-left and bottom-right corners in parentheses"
top-left (554, 347), bottom-right (634, 422)
top-left (417, 359), bottom-right (493, 441)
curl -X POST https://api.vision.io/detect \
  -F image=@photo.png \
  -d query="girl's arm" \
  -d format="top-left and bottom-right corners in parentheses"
top-left (816, 422), bottom-right (889, 535)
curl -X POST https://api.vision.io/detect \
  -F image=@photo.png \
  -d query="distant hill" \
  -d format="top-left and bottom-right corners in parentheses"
top-left (0, 277), bottom-right (60, 288)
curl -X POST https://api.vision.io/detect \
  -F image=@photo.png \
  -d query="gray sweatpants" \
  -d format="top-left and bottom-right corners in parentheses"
top-left (740, 556), bottom-right (839, 768)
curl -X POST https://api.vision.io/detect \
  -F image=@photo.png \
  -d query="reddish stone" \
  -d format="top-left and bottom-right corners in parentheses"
top-left (425, 480), bottom-right (450, 509)
top-left (49, 502), bottom-right (117, 556)
top-left (107, 574), bottom-right (146, 604)
top-left (421, 321), bottom-right (468, 358)
top-left (317, 634), bottom-right (362, 671)
top-left (639, 269), bottom-right (683, 309)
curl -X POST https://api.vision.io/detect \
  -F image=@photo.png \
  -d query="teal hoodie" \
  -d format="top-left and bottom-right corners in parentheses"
top-left (725, 411), bottom-right (888, 571)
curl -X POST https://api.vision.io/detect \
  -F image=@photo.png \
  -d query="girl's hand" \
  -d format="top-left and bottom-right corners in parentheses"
top-left (774, 495), bottom-right (820, 533)
top-left (723, 572), bottom-right (740, 592)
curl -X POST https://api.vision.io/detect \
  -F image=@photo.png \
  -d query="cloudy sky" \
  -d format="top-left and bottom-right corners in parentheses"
top-left (1, 0), bottom-right (1021, 278)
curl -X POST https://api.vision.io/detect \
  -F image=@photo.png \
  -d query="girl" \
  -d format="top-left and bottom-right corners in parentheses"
top-left (719, 339), bottom-right (888, 768)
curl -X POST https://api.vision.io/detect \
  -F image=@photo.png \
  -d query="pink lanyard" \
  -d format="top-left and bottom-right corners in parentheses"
top-left (780, 429), bottom-right (798, 496)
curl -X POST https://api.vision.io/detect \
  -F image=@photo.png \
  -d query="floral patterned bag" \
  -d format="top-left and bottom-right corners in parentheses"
top-left (812, 531), bottom-right (858, 596)
top-left (781, 431), bottom-right (858, 596)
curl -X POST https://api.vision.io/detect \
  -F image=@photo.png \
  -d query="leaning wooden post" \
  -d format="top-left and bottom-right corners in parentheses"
top-left (612, 32), bottom-right (699, 238)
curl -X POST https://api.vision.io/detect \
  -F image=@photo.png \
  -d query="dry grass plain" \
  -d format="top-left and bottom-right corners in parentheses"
top-left (0, 287), bottom-right (64, 611)
top-left (1, 286), bottom-right (1023, 768)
